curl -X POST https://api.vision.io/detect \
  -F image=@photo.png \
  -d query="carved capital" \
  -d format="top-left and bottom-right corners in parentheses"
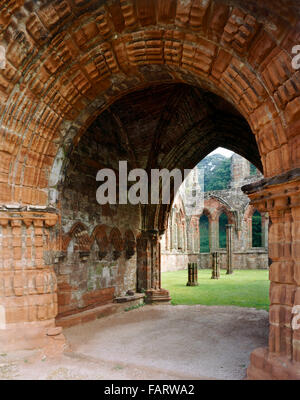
top-left (0, 211), bottom-right (59, 228)
top-left (242, 169), bottom-right (300, 213)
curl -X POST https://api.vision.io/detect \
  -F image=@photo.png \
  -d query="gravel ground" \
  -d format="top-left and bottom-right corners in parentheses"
top-left (0, 305), bottom-right (269, 380)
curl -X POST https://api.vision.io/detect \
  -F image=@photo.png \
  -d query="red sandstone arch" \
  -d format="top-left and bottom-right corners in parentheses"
top-left (62, 221), bottom-right (91, 252)
top-left (0, 0), bottom-right (300, 379)
top-left (244, 205), bottom-right (256, 221)
top-left (243, 204), bottom-right (268, 250)
top-left (91, 224), bottom-right (109, 258)
top-left (215, 206), bottom-right (235, 225)
top-left (244, 204), bottom-right (268, 221)
top-left (0, 0), bottom-right (299, 208)
top-left (204, 196), bottom-right (235, 224)
top-left (124, 229), bottom-right (136, 259)
top-left (200, 208), bottom-right (212, 221)
top-left (109, 227), bottom-right (124, 252)
top-left (243, 204), bottom-right (268, 228)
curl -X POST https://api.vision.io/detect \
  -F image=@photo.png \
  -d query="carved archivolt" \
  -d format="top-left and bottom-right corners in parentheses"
top-left (124, 230), bottom-right (136, 259)
top-left (109, 227), bottom-right (124, 260)
top-left (92, 224), bottom-right (109, 259)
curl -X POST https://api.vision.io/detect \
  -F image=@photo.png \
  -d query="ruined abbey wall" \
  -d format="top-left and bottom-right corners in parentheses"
top-left (161, 155), bottom-right (269, 271)
top-left (54, 131), bottom-right (140, 318)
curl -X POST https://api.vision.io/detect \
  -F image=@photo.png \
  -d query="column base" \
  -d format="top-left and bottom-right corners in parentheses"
top-left (247, 347), bottom-right (300, 380)
top-left (186, 282), bottom-right (199, 286)
top-left (0, 320), bottom-right (66, 358)
top-left (145, 288), bottom-right (171, 305)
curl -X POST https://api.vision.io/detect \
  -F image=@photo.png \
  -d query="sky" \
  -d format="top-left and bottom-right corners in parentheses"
top-left (209, 147), bottom-right (234, 158)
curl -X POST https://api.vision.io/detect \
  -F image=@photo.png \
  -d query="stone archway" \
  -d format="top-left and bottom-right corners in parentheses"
top-left (0, 0), bottom-right (299, 379)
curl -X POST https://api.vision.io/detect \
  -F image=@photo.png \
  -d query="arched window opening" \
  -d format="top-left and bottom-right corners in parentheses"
top-left (219, 213), bottom-right (228, 249)
top-left (200, 214), bottom-right (210, 253)
top-left (252, 210), bottom-right (262, 248)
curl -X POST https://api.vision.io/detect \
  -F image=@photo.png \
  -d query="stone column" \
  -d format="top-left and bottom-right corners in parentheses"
top-left (210, 217), bottom-right (218, 252)
top-left (247, 217), bottom-right (253, 249)
top-left (137, 230), bottom-right (171, 304)
top-left (168, 217), bottom-right (172, 251)
top-left (0, 209), bottom-right (65, 355)
top-left (226, 224), bottom-right (234, 275)
top-left (243, 170), bottom-right (300, 379)
top-left (164, 228), bottom-right (168, 251)
top-left (211, 252), bottom-right (220, 279)
top-left (183, 222), bottom-right (187, 252)
top-left (191, 224), bottom-right (195, 253)
top-left (137, 231), bottom-right (152, 291)
top-left (262, 214), bottom-right (269, 249)
top-left (172, 218), bottom-right (177, 250)
top-left (194, 217), bottom-right (200, 253)
top-left (187, 263), bottom-right (199, 286)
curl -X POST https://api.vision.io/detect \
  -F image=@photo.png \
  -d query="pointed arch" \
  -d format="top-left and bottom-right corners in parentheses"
top-left (124, 229), bottom-right (136, 259)
top-left (91, 224), bottom-right (109, 259)
top-left (62, 222), bottom-right (91, 252)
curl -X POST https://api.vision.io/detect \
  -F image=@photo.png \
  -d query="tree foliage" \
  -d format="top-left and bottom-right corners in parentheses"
top-left (219, 213), bottom-right (228, 249)
top-left (197, 154), bottom-right (231, 192)
top-left (197, 153), bottom-right (257, 192)
top-left (199, 215), bottom-right (210, 253)
top-left (252, 210), bottom-right (262, 247)
top-left (250, 163), bottom-right (258, 176)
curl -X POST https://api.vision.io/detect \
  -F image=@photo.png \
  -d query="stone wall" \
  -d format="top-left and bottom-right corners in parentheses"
top-left (54, 130), bottom-right (140, 318)
top-left (198, 250), bottom-right (268, 270)
top-left (161, 253), bottom-right (199, 272)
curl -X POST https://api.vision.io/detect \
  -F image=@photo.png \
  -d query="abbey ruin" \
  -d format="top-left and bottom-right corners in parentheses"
top-left (162, 154), bottom-right (269, 272)
top-left (0, 0), bottom-right (299, 380)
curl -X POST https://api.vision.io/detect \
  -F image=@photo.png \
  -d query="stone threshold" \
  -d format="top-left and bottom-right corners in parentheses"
top-left (56, 294), bottom-right (145, 329)
top-left (114, 293), bottom-right (145, 303)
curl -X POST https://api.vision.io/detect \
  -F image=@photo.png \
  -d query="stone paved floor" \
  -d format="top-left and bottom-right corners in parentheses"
top-left (0, 305), bottom-right (269, 380)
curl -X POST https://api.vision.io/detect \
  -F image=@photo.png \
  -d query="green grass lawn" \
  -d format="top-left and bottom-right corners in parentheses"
top-left (162, 269), bottom-right (270, 311)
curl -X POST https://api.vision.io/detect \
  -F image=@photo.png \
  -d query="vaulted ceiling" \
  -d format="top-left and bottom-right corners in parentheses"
top-left (0, 0), bottom-right (299, 206)
top-left (82, 83), bottom-right (262, 176)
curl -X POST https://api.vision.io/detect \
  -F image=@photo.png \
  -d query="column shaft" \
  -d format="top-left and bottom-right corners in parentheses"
top-left (137, 231), bottom-right (171, 304)
top-left (0, 210), bottom-right (65, 354)
top-left (226, 224), bottom-right (234, 274)
top-left (243, 170), bottom-right (300, 379)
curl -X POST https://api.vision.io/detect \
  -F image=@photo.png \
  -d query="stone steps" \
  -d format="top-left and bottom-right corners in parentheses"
top-left (56, 294), bottom-right (145, 329)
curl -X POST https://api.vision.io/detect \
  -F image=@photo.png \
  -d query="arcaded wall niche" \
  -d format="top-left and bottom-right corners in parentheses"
top-left (54, 126), bottom-right (140, 318)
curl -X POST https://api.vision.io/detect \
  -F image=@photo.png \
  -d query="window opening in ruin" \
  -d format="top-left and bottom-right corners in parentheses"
top-left (252, 210), bottom-right (262, 248)
top-left (200, 214), bottom-right (210, 253)
top-left (219, 213), bottom-right (228, 248)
